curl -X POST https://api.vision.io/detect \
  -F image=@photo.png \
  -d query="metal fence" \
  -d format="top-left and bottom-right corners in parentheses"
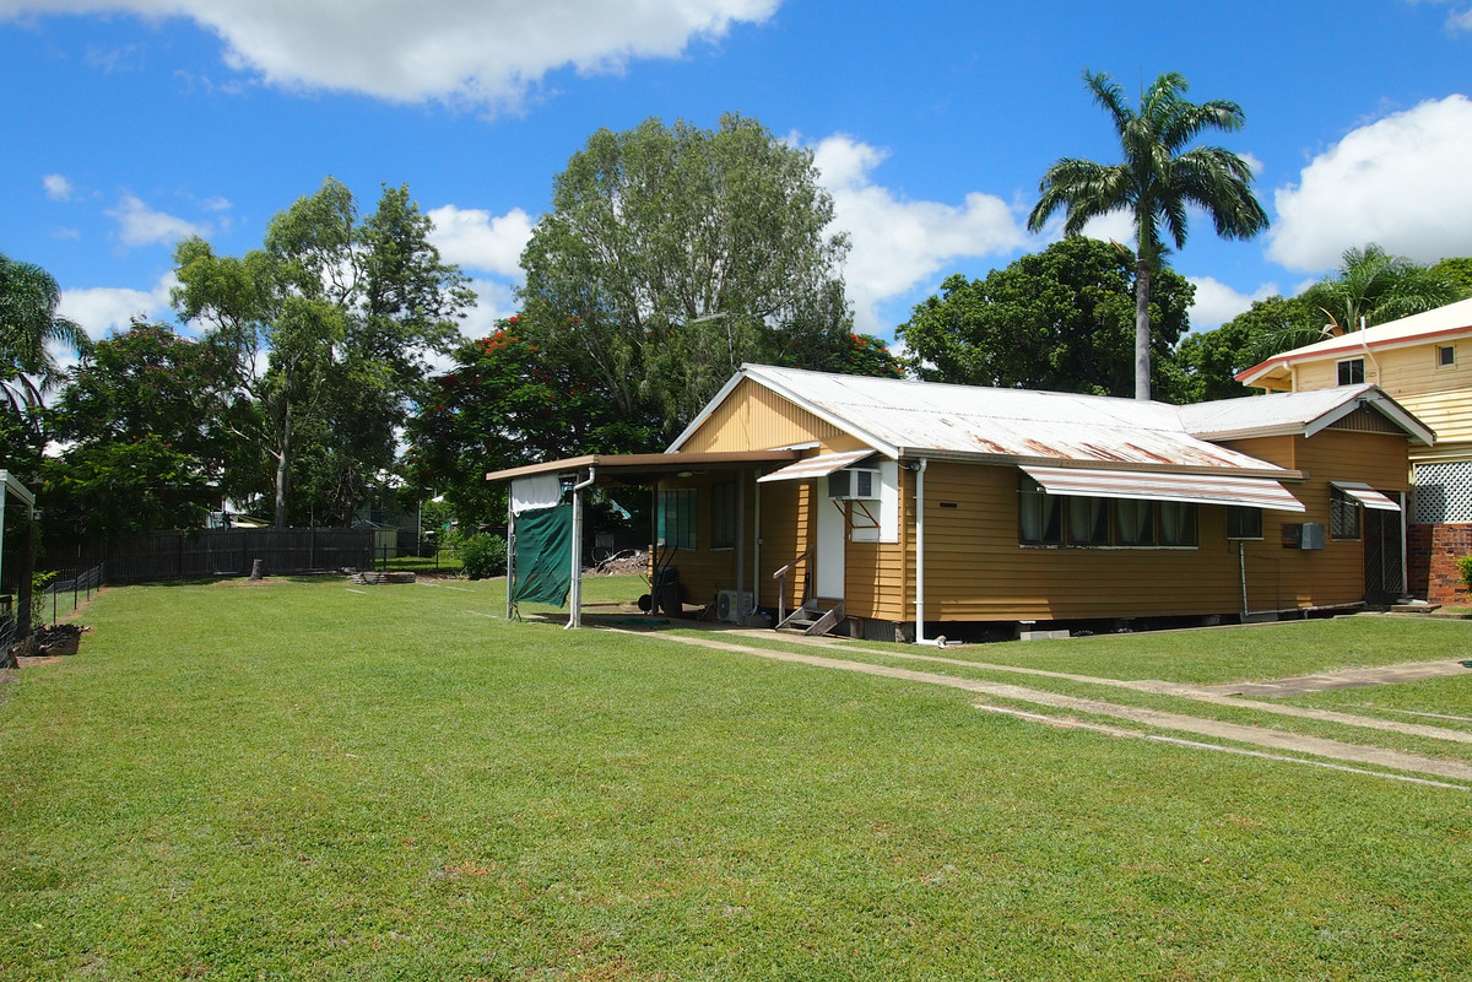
top-left (64, 528), bottom-right (376, 585)
top-left (40, 562), bottom-right (103, 626)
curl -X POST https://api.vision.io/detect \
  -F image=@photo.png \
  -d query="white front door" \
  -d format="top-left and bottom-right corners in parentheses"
top-left (815, 490), bottom-right (845, 599)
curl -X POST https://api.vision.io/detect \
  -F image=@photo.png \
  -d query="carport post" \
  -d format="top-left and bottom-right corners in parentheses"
top-left (566, 466), bottom-right (596, 629)
top-left (505, 494), bottom-right (515, 620)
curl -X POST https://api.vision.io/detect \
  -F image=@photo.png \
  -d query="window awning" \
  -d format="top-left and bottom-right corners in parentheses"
top-left (757, 448), bottom-right (875, 483)
top-left (1021, 465), bottom-right (1307, 513)
top-left (1331, 481), bottom-right (1401, 512)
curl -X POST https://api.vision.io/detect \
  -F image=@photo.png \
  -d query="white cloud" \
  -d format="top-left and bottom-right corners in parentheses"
top-left (1079, 208), bottom-right (1136, 245)
top-left (51, 226), bottom-right (81, 240)
top-left (106, 193), bottom-right (206, 247)
top-left (1445, 7), bottom-right (1472, 32)
top-left (459, 278), bottom-right (517, 337)
top-left (57, 272), bottom-right (177, 338)
top-left (1187, 276), bottom-right (1279, 330)
top-left (810, 134), bottom-right (1025, 331)
top-left (1267, 94), bottom-right (1472, 271)
top-left (427, 204), bottom-right (534, 278)
top-left (201, 195), bottom-right (232, 211)
top-left (0, 0), bottom-right (777, 111)
top-left (42, 173), bottom-right (73, 200)
top-left (1238, 151), bottom-right (1264, 175)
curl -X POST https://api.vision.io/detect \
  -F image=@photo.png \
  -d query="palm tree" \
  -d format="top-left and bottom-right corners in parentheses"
top-left (0, 253), bottom-right (92, 387)
top-left (1301, 244), bottom-right (1462, 335)
top-left (1028, 71), bottom-right (1269, 400)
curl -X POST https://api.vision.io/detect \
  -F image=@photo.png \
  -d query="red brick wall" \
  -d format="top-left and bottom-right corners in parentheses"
top-left (1408, 523), bottom-right (1472, 605)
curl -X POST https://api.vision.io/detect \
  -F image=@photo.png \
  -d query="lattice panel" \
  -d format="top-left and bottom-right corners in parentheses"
top-left (1413, 460), bottom-right (1472, 523)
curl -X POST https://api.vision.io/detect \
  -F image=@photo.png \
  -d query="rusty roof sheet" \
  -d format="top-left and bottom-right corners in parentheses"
top-left (741, 365), bottom-right (1291, 473)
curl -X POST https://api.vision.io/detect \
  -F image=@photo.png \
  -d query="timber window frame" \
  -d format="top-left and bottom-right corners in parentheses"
top-left (1225, 506), bottom-right (1264, 540)
top-left (1437, 344), bottom-right (1456, 369)
top-left (656, 488), bottom-right (697, 550)
top-left (1018, 475), bottom-right (1062, 546)
top-left (710, 481), bottom-right (737, 550)
top-left (1329, 487), bottom-right (1362, 540)
top-left (1337, 357), bottom-right (1365, 386)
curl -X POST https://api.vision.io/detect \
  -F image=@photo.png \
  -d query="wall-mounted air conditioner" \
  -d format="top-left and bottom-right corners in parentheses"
top-left (828, 467), bottom-right (880, 501)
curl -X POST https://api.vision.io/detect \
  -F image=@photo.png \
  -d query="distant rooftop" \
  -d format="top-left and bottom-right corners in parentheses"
top-left (1237, 297), bottom-right (1472, 385)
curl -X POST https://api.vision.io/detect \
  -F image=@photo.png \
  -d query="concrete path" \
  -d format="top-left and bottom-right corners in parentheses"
top-left (726, 630), bottom-right (1472, 746)
top-left (617, 629), bottom-right (1472, 786)
top-left (1202, 659), bottom-right (1472, 697)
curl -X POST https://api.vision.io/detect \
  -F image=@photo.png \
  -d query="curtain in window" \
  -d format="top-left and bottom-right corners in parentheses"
top-left (1160, 502), bottom-right (1196, 546)
top-left (1067, 497), bottom-right (1108, 545)
top-left (1019, 478), bottom-right (1060, 544)
top-left (1115, 499), bottom-right (1154, 545)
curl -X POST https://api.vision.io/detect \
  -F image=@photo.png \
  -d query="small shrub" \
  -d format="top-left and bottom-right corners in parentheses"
top-left (1459, 555), bottom-right (1472, 591)
top-left (459, 533), bottom-right (506, 581)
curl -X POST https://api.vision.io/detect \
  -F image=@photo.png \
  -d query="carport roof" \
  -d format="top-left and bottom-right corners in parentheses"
top-left (486, 449), bottom-right (801, 484)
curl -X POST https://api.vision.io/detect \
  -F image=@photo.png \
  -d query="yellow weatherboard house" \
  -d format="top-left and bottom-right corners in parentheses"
top-left (490, 363), bottom-right (1433, 642)
top-left (1237, 297), bottom-right (1472, 603)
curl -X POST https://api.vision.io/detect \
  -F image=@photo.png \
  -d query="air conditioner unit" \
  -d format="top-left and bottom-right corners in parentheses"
top-left (828, 467), bottom-right (880, 501)
top-left (716, 589), bottom-right (755, 624)
top-left (1299, 522), bottom-right (1325, 550)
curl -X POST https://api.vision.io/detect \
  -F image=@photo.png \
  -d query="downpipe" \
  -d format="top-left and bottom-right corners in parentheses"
top-left (912, 458), bottom-right (945, 647)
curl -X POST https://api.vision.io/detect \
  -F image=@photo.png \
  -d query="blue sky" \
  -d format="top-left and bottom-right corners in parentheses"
top-left (4, 0), bottom-right (1471, 350)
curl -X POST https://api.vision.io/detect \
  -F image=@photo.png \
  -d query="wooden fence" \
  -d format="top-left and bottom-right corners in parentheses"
top-left (68, 528), bottom-right (376, 585)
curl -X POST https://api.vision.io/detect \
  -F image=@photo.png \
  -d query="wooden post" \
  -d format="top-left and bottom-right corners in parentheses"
top-left (505, 493), bottom-right (515, 620)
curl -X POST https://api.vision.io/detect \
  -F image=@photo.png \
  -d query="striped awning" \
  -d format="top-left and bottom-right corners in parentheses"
top-left (1021, 465), bottom-right (1306, 513)
top-left (1331, 481), bottom-right (1401, 512)
top-left (757, 449), bottom-right (875, 483)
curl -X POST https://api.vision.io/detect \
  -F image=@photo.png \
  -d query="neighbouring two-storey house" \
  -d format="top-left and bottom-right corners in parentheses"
top-left (1237, 297), bottom-right (1472, 603)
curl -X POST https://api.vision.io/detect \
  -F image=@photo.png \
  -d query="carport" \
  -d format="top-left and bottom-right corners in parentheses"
top-left (487, 450), bottom-right (800, 628)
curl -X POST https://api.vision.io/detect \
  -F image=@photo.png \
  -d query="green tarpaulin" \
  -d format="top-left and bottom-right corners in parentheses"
top-left (511, 501), bottom-right (573, 608)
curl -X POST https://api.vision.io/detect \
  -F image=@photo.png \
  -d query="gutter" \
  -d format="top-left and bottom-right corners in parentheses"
top-left (894, 447), bottom-right (1303, 482)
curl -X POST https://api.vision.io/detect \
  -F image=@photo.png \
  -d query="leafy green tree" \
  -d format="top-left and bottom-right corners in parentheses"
top-left (519, 114), bottom-right (855, 442)
top-left (1175, 296), bottom-right (1320, 402)
top-left (174, 178), bottom-right (470, 527)
top-left (405, 321), bottom-right (655, 526)
top-left (1300, 244), bottom-right (1463, 333)
top-left (898, 237), bottom-right (1194, 399)
top-left (1429, 257), bottom-right (1472, 296)
top-left (1027, 71), bottom-right (1268, 400)
top-left (40, 324), bottom-right (255, 542)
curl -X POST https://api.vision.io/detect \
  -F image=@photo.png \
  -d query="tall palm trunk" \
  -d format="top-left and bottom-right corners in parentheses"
top-left (1134, 258), bottom-right (1152, 401)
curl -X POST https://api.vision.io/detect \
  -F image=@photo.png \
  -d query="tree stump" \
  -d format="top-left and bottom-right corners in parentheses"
top-left (249, 559), bottom-right (265, 580)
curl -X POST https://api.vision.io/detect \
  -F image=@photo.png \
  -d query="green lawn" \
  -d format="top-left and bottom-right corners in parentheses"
top-left (794, 614), bottom-right (1472, 685)
top-left (3, 576), bottom-right (1471, 978)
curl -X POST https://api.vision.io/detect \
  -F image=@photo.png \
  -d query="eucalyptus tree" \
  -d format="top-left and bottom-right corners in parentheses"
top-left (173, 178), bottom-right (469, 527)
top-left (519, 114), bottom-right (854, 440)
top-left (1028, 71), bottom-right (1269, 400)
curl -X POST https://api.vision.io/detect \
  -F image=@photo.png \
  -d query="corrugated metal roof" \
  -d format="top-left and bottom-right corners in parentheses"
top-left (1022, 465), bottom-right (1307, 513)
top-left (1331, 481), bottom-right (1401, 512)
top-left (756, 449), bottom-right (874, 483)
top-left (738, 365), bottom-right (1290, 473)
top-left (1237, 297), bottom-right (1472, 383)
top-left (1176, 385), bottom-right (1371, 437)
